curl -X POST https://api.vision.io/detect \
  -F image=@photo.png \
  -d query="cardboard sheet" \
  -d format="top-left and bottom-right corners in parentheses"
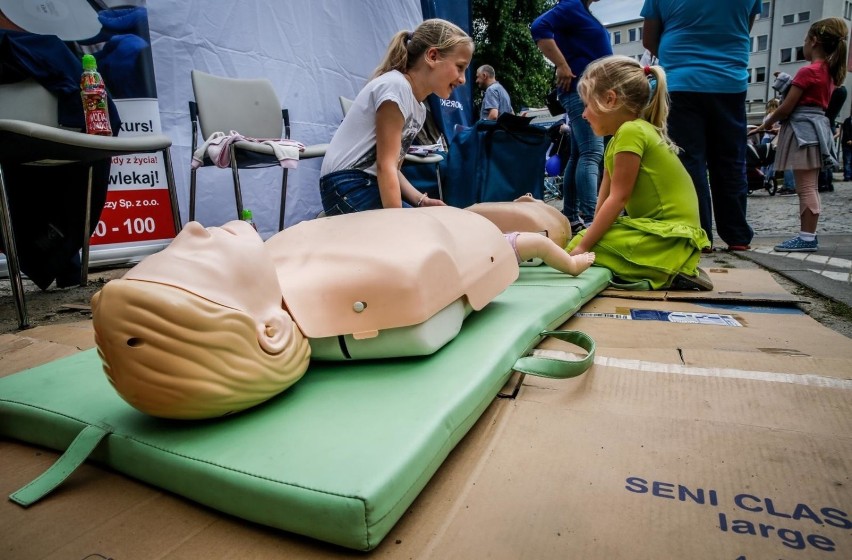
top-left (600, 267), bottom-right (805, 303)
top-left (427, 366), bottom-right (851, 559)
top-left (0, 323), bottom-right (96, 377)
top-left (1, 267), bottom-right (850, 559)
top-left (552, 297), bottom-right (852, 367)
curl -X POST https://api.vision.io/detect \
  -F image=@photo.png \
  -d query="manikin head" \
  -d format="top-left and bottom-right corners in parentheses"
top-left (92, 220), bottom-right (310, 420)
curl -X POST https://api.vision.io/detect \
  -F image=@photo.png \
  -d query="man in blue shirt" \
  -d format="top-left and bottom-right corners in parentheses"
top-left (475, 65), bottom-right (513, 120)
top-left (642, 0), bottom-right (761, 251)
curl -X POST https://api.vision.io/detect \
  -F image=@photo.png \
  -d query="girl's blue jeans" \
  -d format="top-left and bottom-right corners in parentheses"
top-left (558, 91), bottom-right (603, 227)
top-left (319, 169), bottom-right (411, 215)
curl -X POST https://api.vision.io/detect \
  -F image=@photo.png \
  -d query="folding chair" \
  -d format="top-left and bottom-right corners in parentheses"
top-left (338, 96), bottom-right (444, 200)
top-left (0, 78), bottom-right (181, 330)
top-left (190, 70), bottom-right (327, 231)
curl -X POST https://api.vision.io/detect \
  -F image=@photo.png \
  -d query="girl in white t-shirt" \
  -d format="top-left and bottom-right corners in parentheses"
top-left (320, 19), bottom-right (472, 214)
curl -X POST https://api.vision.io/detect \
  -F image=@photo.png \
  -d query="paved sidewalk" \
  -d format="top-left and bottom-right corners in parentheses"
top-left (729, 177), bottom-right (851, 307)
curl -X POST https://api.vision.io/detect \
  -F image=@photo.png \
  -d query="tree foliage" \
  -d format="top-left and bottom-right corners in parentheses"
top-left (471, 0), bottom-right (558, 112)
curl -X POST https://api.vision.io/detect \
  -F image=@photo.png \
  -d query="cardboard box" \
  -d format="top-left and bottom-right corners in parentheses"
top-left (1, 269), bottom-right (850, 559)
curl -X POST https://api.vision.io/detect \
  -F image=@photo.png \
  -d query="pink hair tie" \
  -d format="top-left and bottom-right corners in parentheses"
top-left (643, 65), bottom-right (652, 76)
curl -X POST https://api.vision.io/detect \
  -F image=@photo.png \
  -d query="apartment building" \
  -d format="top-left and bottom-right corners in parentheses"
top-left (606, 0), bottom-right (852, 123)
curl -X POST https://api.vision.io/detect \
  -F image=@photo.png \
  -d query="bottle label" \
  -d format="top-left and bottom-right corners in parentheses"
top-left (85, 105), bottom-right (112, 135)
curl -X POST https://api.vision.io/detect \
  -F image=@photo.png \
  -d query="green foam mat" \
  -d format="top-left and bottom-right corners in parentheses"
top-left (0, 266), bottom-right (611, 550)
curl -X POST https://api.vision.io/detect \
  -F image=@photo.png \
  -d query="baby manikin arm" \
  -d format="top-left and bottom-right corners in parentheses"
top-left (513, 232), bottom-right (595, 276)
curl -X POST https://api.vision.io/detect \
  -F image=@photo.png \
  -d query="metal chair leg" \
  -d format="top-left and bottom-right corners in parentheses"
top-left (189, 165), bottom-right (197, 222)
top-left (278, 169), bottom-right (289, 231)
top-left (0, 164), bottom-right (29, 329)
top-left (162, 148), bottom-right (182, 234)
top-left (80, 166), bottom-right (93, 287)
top-left (229, 144), bottom-right (244, 220)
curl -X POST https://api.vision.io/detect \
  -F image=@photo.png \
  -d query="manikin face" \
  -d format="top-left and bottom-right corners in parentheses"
top-left (124, 220), bottom-right (291, 352)
top-left (92, 220), bottom-right (310, 419)
top-left (427, 43), bottom-right (473, 98)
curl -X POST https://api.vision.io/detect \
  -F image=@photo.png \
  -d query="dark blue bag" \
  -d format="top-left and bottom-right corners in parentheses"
top-left (444, 114), bottom-right (549, 208)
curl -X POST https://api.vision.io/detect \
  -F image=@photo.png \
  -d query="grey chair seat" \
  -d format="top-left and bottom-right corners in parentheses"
top-left (405, 153), bottom-right (443, 165)
top-left (223, 139), bottom-right (330, 159)
top-left (0, 119), bottom-right (172, 162)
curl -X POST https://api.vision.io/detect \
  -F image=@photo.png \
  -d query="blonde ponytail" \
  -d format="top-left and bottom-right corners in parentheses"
top-left (373, 19), bottom-right (472, 79)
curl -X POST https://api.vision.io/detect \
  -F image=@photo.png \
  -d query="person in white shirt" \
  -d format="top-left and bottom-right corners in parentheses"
top-left (320, 19), bottom-right (473, 214)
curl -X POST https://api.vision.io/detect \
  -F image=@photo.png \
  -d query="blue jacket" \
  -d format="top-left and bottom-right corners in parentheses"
top-left (531, 0), bottom-right (611, 94)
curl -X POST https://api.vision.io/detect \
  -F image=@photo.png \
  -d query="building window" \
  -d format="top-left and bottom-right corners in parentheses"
top-left (629, 28), bottom-right (637, 42)
top-left (845, 1), bottom-right (852, 20)
top-left (783, 11), bottom-right (811, 24)
top-left (747, 68), bottom-right (766, 84)
top-left (613, 30), bottom-right (621, 45)
top-left (760, 1), bottom-right (770, 18)
top-left (752, 35), bottom-right (768, 52)
top-left (779, 46), bottom-right (807, 63)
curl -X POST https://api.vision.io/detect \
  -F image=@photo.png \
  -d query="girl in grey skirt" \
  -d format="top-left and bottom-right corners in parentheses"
top-left (751, 17), bottom-right (848, 252)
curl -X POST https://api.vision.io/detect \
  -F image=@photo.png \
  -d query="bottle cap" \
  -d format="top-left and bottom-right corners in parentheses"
top-left (82, 54), bottom-right (97, 71)
top-left (241, 209), bottom-right (253, 221)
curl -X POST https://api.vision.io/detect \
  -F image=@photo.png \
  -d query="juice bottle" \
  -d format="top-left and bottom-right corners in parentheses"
top-left (80, 54), bottom-right (112, 136)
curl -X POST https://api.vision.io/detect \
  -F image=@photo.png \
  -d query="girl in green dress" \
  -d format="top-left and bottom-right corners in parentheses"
top-left (566, 55), bottom-right (712, 290)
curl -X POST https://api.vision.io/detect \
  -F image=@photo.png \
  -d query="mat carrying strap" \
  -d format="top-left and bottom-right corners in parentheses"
top-left (513, 330), bottom-right (596, 379)
top-left (10, 424), bottom-right (111, 507)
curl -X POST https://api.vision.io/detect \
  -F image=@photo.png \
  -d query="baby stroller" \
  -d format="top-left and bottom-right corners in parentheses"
top-left (745, 141), bottom-right (777, 196)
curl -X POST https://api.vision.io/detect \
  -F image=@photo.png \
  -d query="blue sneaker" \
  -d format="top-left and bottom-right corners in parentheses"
top-left (774, 236), bottom-right (818, 252)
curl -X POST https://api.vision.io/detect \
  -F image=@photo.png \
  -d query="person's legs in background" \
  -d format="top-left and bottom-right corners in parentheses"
top-left (818, 168), bottom-right (835, 192)
top-left (774, 168), bottom-right (820, 252)
top-left (668, 91), bottom-right (713, 245)
top-left (780, 170), bottom-right (797, 194)
top-left (560, 91), bottom-right (603, 232)
top-left (705, 91), bottom-right (753, 248)
top-left (844, 143), bottom-right (852, 180)
top-left (560, 94), bottom-right (580, 228)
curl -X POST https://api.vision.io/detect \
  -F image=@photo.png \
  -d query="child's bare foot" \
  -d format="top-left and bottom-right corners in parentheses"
top-left (566, 251), bottom-right (595, 276)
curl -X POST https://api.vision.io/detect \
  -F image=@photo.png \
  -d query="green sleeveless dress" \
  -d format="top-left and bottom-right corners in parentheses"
top-left (566, 119), bottom-right (710, 289)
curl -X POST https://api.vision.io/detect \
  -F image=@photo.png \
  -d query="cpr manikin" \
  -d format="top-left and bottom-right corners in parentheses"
top-left (92, 205), bottom-right (593, 420)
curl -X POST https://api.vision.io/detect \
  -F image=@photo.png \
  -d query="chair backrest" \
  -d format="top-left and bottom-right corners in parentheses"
top-left (339, 96), bottom-right (353, 117)
top-left (0, 78), bottom-right (59, 127)
top-left (191, 70), bottom-right (284, 140)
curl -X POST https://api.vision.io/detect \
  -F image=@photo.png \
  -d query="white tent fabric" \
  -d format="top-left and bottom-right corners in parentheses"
top-left (148, 0), bottom-right (423, 236)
